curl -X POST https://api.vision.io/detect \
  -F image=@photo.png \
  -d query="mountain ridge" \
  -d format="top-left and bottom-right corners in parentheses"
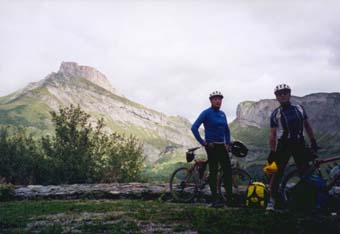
top-left (1, 62), bottom-right (340, 162)
top-left (0, 62), bottom-right (196, 162)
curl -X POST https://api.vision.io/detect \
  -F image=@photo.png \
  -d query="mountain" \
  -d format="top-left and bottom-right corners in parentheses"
top-left (0, 62), bottom-right (196, 162)
top-left (231, 93), bottom-right (340, 162)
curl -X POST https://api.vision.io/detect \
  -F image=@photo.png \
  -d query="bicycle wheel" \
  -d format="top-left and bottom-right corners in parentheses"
top-left (218, 168), bottom-right (252, 205)
top-left (169, 167), bottom-right (199, 202)
top-left (280, 169), bottom-right (301, 202)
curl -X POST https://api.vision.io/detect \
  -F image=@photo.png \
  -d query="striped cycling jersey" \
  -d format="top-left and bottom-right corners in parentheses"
top-left (270, 103), bottom-right (308, 140)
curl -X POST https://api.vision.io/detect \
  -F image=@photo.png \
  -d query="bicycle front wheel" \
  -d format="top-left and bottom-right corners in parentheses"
top-left (169, 167), bottom-right (199, 202)
top-left (218, 168), bottom-right (252, 205)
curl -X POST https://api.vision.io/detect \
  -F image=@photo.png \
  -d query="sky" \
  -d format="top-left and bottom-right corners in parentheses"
top-left (1, 0), bottom-right (340, 122)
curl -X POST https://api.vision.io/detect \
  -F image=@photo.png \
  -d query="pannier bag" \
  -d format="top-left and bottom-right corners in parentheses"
top-left (245, 182), bottom-right (268, 208)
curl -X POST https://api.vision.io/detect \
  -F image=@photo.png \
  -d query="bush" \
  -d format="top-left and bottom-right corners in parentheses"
top-left (0, 105), bottom-right (145, 185)
top-left (0, 178), bottom-right (14, 201)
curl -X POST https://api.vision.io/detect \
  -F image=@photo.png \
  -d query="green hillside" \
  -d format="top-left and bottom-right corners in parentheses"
top-left (0, 75), bottom-right (193, 163)
top-left (0, 87), bottom-right (55, 136)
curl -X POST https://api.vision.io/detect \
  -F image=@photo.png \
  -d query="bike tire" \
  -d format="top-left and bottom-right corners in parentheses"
top-left (169, 167), bottom-right (199, 202)
top-left (218, 168), bottom-right (252, 204)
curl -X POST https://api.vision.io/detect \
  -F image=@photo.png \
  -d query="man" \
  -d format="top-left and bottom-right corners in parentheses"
top-left (266, 84), bottom-right (318, 210)
top-left (191, 91), bottom-right (232, 208)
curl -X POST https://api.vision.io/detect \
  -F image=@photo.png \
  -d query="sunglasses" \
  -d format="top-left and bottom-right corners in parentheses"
top-left (275, 90), bottom-right (291, 96)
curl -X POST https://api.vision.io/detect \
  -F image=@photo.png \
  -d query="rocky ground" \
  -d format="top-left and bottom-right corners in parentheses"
top-left (14, 183), bottom-right (173, 201)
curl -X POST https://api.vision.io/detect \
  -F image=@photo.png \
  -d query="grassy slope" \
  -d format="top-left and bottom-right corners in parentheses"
top-left (0, 77), bottom-right (192, 152)
top-left (0, 87), bottom-right (55, 136)
top-left (1, 200), bottom-right (340, 234)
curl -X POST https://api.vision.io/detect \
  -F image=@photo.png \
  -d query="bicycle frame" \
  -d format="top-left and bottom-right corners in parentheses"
top-left (170, 144), bottom-right (252, 203)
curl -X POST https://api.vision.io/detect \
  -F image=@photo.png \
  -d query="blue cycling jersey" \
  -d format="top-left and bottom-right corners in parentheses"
top-left (270, 103), bottom-right (308, 140)
top-left (191, 107), bottom-right (231, 145)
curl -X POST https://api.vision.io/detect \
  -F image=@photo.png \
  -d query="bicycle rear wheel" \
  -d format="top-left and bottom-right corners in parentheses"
top-left (218, 168), bottom-right (251, 205)
top-left (169, 167), bottom-right (199, 202)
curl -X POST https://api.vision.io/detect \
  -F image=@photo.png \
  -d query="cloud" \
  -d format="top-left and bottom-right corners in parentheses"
top-left (0, 0), bottom-right (340, 122)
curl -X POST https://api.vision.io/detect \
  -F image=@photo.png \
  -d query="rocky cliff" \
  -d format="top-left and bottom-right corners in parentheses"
top-left (0, 62), bottom-right (196, 162)
top-left (234, 93), bottom-right (340, 133)
top-left (232, 93), bottom-right (340, 160)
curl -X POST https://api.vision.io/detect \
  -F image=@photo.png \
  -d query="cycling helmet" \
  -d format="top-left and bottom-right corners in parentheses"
top-left (230, 141), bottom-right (248, 157)
top-left (263, 161), bottom-right (278, 175)
top-left (209, 91), bottom-right (224, 99)
top-left (274, 84), bottom-right (291, 95)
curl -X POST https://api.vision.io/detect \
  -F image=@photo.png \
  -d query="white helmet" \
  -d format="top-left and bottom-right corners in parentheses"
top-left (274, 84), bottom-right (291, 94)
top-left (209, 91), bottom-right (224, 99)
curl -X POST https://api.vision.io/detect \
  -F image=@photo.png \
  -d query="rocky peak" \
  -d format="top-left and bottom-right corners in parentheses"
top-left (58, 62), bottom-right (119, 95)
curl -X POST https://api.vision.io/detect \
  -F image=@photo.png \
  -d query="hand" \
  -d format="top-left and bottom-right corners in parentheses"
top-left (207, 143), bottom-right (215, 149)
top-left (267, 150), bottom-right (276, 163)
top-left (203, 142), bottom-right (214, 149)
top-left (225, 144), bottom-right (230, 152)
top-left (311, 138), bottom-right (318, 153)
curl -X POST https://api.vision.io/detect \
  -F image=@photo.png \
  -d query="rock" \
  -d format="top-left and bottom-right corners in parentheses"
top-left (58, 62), bottom-right (120, 95)
top-left (13, 183), bottom-right (171, 201)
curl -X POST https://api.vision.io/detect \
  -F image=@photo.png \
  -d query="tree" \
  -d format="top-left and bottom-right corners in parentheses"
top-left (42, 104), bottom-right (145, 184)
top-left (0, 127), bottom-right (44, 184)
top-left (0, 105), bottom-right (145, 184)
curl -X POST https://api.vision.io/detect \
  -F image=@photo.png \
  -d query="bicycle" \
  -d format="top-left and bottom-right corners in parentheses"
top-left (280, 150), bottom-right (340, 205)
top-left (169, 141), bottom-right (252, 205)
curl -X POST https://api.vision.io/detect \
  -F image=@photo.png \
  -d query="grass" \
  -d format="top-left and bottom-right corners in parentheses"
top-left (1, 199), bottom-right (340, 234)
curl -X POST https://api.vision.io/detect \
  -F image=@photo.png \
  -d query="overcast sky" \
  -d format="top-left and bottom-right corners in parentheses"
top-left (1, 0), bottom-right (340, 122)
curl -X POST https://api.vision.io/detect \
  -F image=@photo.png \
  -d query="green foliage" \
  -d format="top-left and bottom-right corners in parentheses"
top-left (0, 126), bottom-right (45, 185)
top-left (0, 180), bottom-right (14, 201)
top-left (0, 105), bottom-right (145, 185)
top-left (41, 104), bottom-right (145, 184)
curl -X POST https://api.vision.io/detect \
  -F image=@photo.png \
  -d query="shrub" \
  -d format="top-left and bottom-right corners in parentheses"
top-left (0, 178), bottom-right (14, 201)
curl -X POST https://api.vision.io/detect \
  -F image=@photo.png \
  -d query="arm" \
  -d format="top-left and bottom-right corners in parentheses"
top-left (268, 110), bottom-right (278, 163)
top-left (191, 111), bottom-right (206, 146)
top-left (269, 128), bottom-right (277, 152)
top-left (267, 128), bottom-right (277, 163)
top-left (304, 120), bottom-right (318, 151)
top-left (224, 116), bottom-right (231, 145)
top-left (300, 105), bottom-right (316, 142)
top-left (304, 120), bottom-right (316, 142)
top-left (269, 109), bottom-right (279, 152)
top-left (224, 119), bottom-right (231, 151)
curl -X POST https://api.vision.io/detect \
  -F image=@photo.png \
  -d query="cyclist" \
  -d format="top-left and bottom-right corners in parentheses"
top-left (266, 84), bottom-right (318, 210)
top-left (191, 91), bottom-right (232, 208)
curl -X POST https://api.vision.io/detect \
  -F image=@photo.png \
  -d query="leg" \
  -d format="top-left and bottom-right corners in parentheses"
top-left (292, 140), bottom-right (310, 175)
top-left (206, 146), bottom-right (219, 201)
top-left (217, 145), bottom-right (233, 204)
top-left (269, 142), bottom-right (291, 202)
